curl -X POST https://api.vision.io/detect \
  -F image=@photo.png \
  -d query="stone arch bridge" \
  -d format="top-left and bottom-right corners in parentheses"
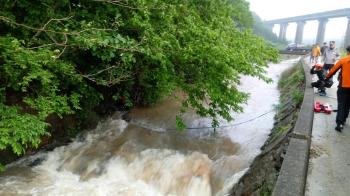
top-left (265, 8), bottom-right (350, 47)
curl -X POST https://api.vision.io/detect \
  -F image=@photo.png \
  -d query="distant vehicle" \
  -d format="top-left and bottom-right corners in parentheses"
top-left (286, 43), bottom-right (310, 52)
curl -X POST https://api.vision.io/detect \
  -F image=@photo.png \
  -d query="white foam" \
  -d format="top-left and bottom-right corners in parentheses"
top-left (0, 58), bottom-right (299, 196)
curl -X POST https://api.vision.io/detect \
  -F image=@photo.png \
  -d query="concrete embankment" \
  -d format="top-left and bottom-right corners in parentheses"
top-left (230, 56), bottom-right (312, 195)
top-left (272, 56), bottom-right (314, 195)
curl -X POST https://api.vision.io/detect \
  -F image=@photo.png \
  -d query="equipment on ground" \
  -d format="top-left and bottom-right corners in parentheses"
top-left (314, 101), bottom-right (332, 114)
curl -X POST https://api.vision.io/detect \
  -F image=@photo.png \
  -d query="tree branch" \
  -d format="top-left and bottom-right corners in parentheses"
top-left (85, 65), bottom-right (119, 78)
top-left (0, 16), bottom-right (115, 37)
top-left (32, 16), bottom-right (74, 39)
top-left (94, 0), bottom-right (140, 10)
top-left (94, 0), bottom-right (166, 10)
top-left (82, 64), bottom-right (133, 86)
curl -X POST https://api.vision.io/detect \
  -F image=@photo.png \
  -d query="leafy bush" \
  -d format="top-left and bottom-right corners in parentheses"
top-left (0, 0), bottom-right (278, 164)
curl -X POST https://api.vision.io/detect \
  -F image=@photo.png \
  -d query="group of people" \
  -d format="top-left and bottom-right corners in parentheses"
top-left (310, 41), bottom-right (332, 64)
top-left (310, 41), bottom-right (339, 96)
top-left (310, 41), bottom-right (350, 132)
top-left (310, 41), bottom-right (339, 95)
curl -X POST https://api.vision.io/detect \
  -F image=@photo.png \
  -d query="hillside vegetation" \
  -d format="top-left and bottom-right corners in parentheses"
top-left (252, 13), bottom-right (287, 49)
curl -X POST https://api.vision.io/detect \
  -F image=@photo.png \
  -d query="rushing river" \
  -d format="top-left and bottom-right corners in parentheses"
top-left (0, 58), bottom-right (299, 196)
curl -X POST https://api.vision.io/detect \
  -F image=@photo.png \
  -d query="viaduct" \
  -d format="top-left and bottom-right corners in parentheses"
top-left (265, 8), bottom-right (350, 47)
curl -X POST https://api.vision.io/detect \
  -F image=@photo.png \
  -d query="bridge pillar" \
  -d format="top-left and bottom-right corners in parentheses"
top-left (295, 21), bottom-right (305, 44)
top-left (316, 18), bottom-right (328, 44)
top-left (279, 23), bottom-right (288, 41)
top-left (344, 16), bottom-right (350, 48)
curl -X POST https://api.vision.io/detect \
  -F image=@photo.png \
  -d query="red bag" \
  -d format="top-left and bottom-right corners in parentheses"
top-left (314, 101), bottom-right (332, 114)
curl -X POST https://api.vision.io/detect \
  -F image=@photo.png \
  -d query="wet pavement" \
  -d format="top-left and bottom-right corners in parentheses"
top-left (305, 60), bottom-right (350, 196)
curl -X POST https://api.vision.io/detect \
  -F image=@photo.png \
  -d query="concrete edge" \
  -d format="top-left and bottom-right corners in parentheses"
top-left (272, 57), bottom-right (314, 196)
top-left (293, 58), bottom-right (314, 138)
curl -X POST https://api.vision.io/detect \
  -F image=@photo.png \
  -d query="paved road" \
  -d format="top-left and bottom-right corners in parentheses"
top-left (305, 60), bottom-right (350, 196)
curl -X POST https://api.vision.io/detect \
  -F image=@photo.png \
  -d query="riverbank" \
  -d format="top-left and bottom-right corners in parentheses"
top-left (0, 102), bottom-right (116, 168)
top-left (229, 57), bottom-right (305, 195)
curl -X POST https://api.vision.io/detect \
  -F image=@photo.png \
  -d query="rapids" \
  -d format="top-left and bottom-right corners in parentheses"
top-left (0, 58), bottom-right (299, 196)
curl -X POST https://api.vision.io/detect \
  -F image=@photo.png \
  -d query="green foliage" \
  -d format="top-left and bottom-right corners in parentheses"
top-left (126, 0), bottom-right (278, 124)
top-left (292, 90), bottom-right (304, 104)
top-left (0, 103), bottom-right (49, 155)
top-left (279, 63), bottom-right (304, 89)
top-left (0, 36), bottom-right (86, 165)
top-left (0, 0), bottom-right (278, 162)
top-left (259, 181), bottom-right (273, 196)
top-left (175, 116), bottom-right (186, 131)
top-left (278, 62), bottom-right (305, 106)
top-left (270, 124), bottom-right (292, 142)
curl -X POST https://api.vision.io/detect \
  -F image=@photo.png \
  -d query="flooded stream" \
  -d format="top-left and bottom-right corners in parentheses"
top-left (0, 58), bottom-right (299, 196)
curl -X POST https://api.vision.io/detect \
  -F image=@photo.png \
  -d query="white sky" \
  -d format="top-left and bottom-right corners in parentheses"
top-left (246, 0), bottom-right (350, 45)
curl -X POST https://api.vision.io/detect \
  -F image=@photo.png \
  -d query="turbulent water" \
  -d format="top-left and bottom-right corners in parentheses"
top-left (0, 58), bottom-right (299, 196)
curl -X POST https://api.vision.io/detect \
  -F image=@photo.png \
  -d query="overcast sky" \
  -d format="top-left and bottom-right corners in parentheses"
top-left (246, 0), bottom-right (350, 45)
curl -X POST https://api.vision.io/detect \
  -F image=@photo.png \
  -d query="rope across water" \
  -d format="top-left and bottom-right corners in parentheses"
top-left (166, 109), bottom-right (275, 131)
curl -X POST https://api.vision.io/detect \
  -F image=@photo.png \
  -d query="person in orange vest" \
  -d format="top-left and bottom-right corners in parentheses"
top-left (310, 44), bottom-right (321, 64)
top-left (325, 45), bottom-right (350, 132)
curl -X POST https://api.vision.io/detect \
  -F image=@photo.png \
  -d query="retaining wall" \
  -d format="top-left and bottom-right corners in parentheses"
top-left (272, 57), bottom-right (314, 196)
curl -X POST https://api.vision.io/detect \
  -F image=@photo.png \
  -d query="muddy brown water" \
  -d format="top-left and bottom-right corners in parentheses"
top-left (0, 58), bottom-right (299, 196)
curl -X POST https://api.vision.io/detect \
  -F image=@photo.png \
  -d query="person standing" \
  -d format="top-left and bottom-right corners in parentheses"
top-left (322, 41), bottom-right (339, 95)
top-left (325, 45), bottom-right (350, 132)
top-left (310, 44), bottom-right (321, 63)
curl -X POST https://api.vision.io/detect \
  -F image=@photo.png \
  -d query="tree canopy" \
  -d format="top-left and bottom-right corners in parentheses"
top-left (0, 0), bottom-right (278, 167)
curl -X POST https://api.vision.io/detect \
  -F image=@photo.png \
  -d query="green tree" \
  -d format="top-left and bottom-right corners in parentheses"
top-left (0, 0), bottom-right (278, 168)
top-left (125, 0), bottom-right (278, 126)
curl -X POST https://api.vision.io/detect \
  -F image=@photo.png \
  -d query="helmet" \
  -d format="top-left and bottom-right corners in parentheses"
top-left (314, 64), bottom-right (323, 69)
